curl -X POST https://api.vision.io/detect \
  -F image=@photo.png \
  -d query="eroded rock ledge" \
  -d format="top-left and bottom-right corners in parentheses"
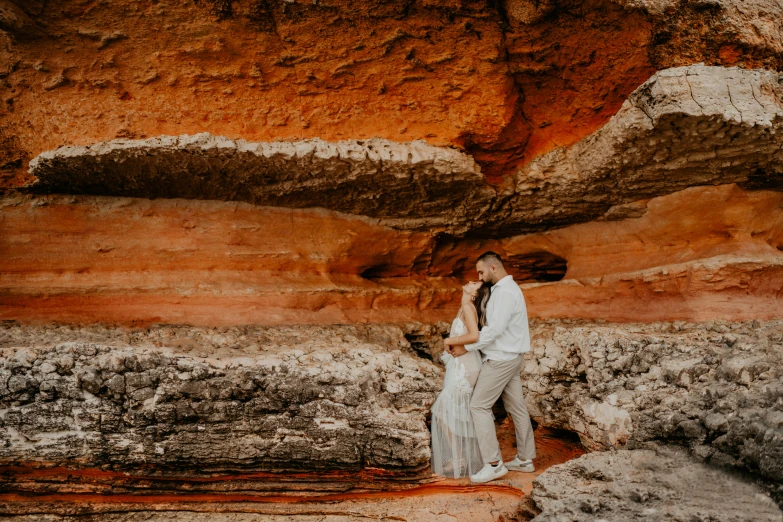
top-left (0, 323), bottom-right (440, 480)
top-left (27, 136), bottom-right (494, 231)
top-left (4, 319), bottom-right (781, 486)
top-left (2, 319), bottom-right (782, 517)
top-left (25, 65), bottom-right (783, 237)
top-left (484, 64), bottom-right (783, 236)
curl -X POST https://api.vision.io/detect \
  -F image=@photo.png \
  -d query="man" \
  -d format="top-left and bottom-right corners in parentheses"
top-left (447, 251), bottom-right (536, 483)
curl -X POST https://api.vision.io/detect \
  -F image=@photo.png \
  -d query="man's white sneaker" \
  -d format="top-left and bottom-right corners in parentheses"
top-left (505, 456), bottom-right (535, 472)
top-left (470, 462), bottom-right (508, 483)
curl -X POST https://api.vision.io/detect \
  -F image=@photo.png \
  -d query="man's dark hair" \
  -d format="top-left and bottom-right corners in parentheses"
top-left (477, 251), bottom-right (503, 266)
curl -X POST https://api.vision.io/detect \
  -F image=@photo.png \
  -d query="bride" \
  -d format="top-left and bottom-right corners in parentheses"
top-left (430, 280), bottom-right (491, 479)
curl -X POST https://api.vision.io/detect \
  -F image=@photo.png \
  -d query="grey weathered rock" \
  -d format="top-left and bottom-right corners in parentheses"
top-left (481, 64), bottom-right (783, 236)
top-left (27, 134), bottom-right (494, 232)
top-left (0, 323), bottom-right (441, 477)
top-left (525, 445), bottom-right (783, 522)
top-left (522, 319), bottom-right (783, 492)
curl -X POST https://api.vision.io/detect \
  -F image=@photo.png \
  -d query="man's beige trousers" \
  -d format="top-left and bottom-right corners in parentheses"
top-left (469, 354), bottom-right (536, 464)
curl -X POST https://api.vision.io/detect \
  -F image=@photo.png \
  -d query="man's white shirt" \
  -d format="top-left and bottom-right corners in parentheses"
top-left (465, 275), bottom-right (530, 362)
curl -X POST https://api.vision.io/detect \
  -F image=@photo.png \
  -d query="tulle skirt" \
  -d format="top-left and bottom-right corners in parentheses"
top-left (430, 350), bottom-right (484, 479)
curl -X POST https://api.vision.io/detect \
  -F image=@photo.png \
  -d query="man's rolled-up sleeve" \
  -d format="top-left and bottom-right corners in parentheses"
top-left (465, 289), bottom-right (514, 352)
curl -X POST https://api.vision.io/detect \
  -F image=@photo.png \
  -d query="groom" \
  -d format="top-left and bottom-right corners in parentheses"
top-left (447, 251), bottom-right (536, 483)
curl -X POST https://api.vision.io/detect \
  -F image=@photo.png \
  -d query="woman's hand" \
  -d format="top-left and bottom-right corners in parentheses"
top-left (443, 336), bottom-right (468, 356)
top-left (449, 345), bottom-right (468, 357)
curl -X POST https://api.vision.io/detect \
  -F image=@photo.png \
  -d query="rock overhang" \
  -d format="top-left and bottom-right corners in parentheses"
top-left (26, 135), bottom-right (495, 233)
top-left (23, 65), bottom-right (783, 239)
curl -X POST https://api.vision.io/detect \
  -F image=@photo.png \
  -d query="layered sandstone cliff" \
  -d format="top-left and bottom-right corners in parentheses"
top-left (1, 0), bottom-right (783, 520)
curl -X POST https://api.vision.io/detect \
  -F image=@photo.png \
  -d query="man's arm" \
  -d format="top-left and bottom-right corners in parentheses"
top-left (465, 289), bottom-right (515, 352)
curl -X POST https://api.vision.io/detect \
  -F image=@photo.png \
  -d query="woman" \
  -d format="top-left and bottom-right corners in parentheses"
top-left (430, 280), bottom-right (492, 479)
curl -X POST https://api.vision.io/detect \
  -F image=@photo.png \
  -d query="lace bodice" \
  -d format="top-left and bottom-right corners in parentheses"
top-left (450, 315), bottom-right (467, 337)
top-left (440, 314), bottom-right (481, 394)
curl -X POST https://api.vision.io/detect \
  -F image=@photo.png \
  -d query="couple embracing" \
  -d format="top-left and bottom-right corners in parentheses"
top-left (430, 251), bottom-right (536, 484)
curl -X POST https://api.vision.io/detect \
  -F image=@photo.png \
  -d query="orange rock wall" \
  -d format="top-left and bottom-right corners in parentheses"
top-left (0, 195), bottom-right (457, 325)
top-left (505, 184), bottom-right (783, 279)
top-left (1, 4), bottom-right (783, 517)
top-left (3, 0), bottom-right (781, 188)
top-left (2, 184), bottom-right (781, 325)
top-left (513, 185), bottom-right (783, 321)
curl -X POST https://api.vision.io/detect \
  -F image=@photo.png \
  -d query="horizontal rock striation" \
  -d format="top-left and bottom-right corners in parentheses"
top-left (504, 183), bottom-right (783, 281)
top-left (0, 428), bottom-right (586, 520)
top-left (0, 193), bottom-right (469, 327)
top-left (523, 253), bottom-right (783, 322)
top-left (522, 319), bottom-right (783, 488)
top-left (524, 445), bottom-right (783, 521)
top-left (0, 323), bottom-right (440, 478)
top-left (27, 135), bottom-right (494, 231)
top-left (2, 183), bottom-right (781, 326)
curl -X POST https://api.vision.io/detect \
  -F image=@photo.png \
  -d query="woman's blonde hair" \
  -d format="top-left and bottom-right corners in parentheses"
top-left (475, 282), bottom-right (492, 328)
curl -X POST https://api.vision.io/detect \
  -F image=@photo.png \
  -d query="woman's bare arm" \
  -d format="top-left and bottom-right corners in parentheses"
top-left (443, 303), bottom-right (480, 346)
top-left (459, 303), bottom-right (480, 344)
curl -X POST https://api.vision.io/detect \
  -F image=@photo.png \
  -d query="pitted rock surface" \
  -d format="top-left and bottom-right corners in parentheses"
top-left (0, 323), bottom-right (441, 475)
top-left (525, 445), bottom-right (782, 521)
top-left (522, 319), bottom-right (783, 490)
top-left (4, 0), bottom-right (783, 192)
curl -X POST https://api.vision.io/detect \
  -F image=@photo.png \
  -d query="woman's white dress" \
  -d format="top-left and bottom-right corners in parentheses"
top-left (430, 315), bottom-right (484, 478)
